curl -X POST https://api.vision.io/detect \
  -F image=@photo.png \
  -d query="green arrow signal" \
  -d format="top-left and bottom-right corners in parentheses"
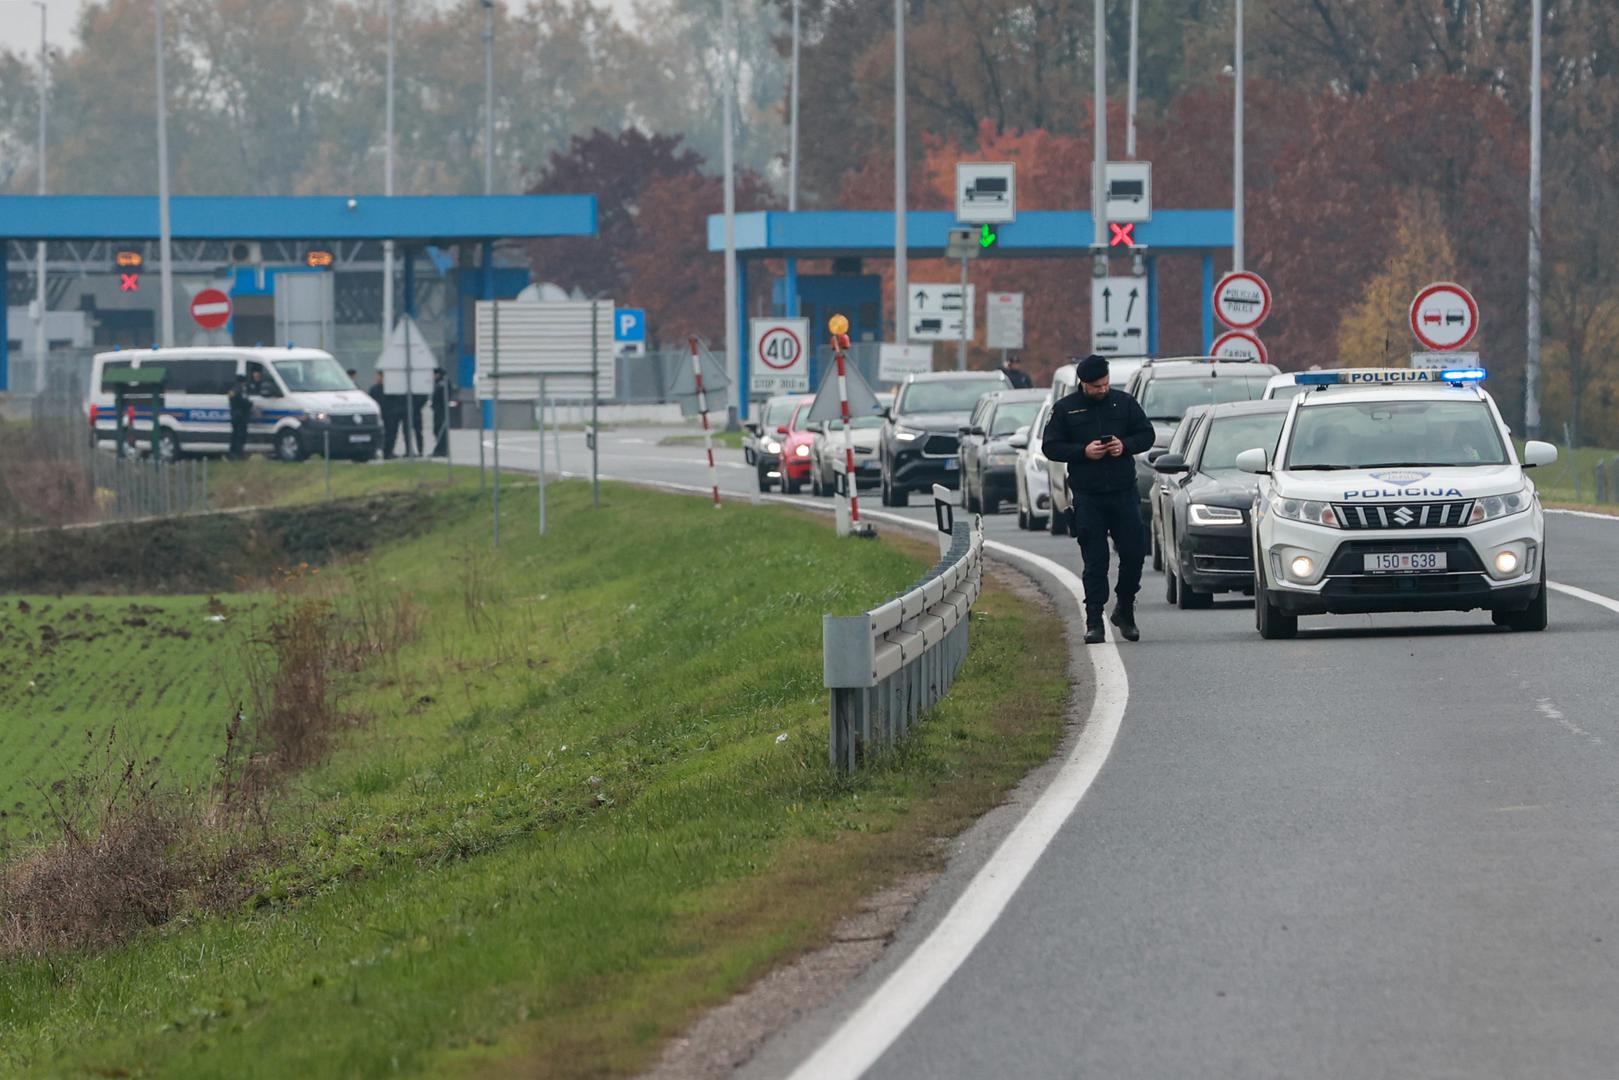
top-left (979, 224), bottom-right (996, 248)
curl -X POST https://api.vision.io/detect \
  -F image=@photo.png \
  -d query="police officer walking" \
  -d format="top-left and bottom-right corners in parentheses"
top-left (1041, 354), bottom-right (1155, 644)
top-left (999, 353), bottom-right (1033, 389)
top-left (227, 374), bottom-right (252, 459)
top-left (430, 368), bottom-right (454, 458)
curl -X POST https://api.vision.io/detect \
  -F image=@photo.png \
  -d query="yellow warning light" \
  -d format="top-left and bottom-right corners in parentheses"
top-left (828, 313), bottom-right (850, 336)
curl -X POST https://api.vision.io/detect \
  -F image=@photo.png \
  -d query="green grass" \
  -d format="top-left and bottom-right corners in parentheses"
top-left (203, 456), bottom-right (482, 510)
top-left (0, 595), bottom-right (257, 842)
top-left (658, 430), bottom-right (745, 450)
top-left (1525, 442), bottom-right (1619, 509)
top-left (0, 478), bottom-right (1069, 1079)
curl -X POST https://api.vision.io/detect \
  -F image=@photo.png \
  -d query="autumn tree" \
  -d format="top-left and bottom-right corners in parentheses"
top-left (1334, 192), bottom-right (1460, 366)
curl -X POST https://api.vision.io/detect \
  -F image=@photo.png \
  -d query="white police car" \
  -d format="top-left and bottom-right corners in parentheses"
top-left (1237, 367), bottom-right (1557, 638)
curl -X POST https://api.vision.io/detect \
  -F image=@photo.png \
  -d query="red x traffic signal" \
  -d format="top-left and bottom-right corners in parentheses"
top-left (1109, 222), bottom-right (1136, 248)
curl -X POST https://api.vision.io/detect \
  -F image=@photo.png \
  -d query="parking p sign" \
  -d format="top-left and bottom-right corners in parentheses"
top-left (749, 318), bottom-right (810, 394)
top-left (614, 307), bottom-right (647, 357)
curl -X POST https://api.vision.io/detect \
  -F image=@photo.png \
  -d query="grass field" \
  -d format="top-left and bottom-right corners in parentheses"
top-left (0, 474), bottom-right (1068, 1078)
top-left (658, 429), bottom-right (746, 450)
top-left (0, 596), bottom-right (257, 843)
top-left (1525, 442), bottom-right (1619, 509)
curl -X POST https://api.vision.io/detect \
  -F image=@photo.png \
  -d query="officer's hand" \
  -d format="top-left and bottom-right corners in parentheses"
top-left (1084, 439), bottom-right (1108, 461)
top-left (1106, 436), bottom-right (1124, 458)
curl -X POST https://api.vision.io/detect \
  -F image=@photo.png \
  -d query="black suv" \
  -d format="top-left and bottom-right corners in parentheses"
top-left (879, 370), bottom-right (1011, 506)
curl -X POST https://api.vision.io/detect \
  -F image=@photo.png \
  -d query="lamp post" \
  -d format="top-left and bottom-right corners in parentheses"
top-left (482, 0), bottom-right (494, 196)
top-left (789, 0), bottom-right (800, 213)
top-left (894, 0), bottom-right (908, 344)
top-left (32, 1), bottom-right (46, 389)
top-left (1525, 0), bottom-right (1543, 440)
top-left (1091, 0), bottom-right (1107, 259)
top-left (154, 0), bottom-right (174, 347)
top-left (1126, 0), bottom-right (1139, 159)
top-left (721, 0), bottom-right (739, 425)
top-left (1232, 0), bottom-right (1245, 272)
top-left (383, 0), bottom-right (396, 343)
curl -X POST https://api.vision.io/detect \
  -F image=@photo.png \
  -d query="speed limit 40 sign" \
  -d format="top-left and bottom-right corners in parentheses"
top-left (749, 318), bottom-right (810, 394)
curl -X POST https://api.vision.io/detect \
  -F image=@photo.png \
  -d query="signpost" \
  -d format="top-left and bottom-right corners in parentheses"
top-left (985, 292), bottom-right (1025, 351)
top-left (1411, 350), bottom-right (1480, 370)
top-left (1090, 276), bottom-right (1147, 355)
top-left (1210, 328), bottom-right (1268, 364)
top-left (1213, 270), bottom-right (1271, 330)
top-left (1410, 282), bottom-right (1479, 352)
top-left (879, 343), bottom-right (932, 383)
top-left (955, 162), bottom-right (1016, 225)
top-left (748, 317), bottom-right (810, 395)
top-left (909, 283), bottom-right (975, 342)
top-left (1104, 161), bottom-right (1153, 223)
top-left (190, 288), bottom-right (232, 330)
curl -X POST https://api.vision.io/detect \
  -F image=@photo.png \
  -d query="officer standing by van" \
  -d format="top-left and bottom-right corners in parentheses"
top-left (1041, 354), bottom-right (1154, 644)
top-left (227, 375), bottom-right (252, 459)
top-left (430, 368), bottom-right (454, 458)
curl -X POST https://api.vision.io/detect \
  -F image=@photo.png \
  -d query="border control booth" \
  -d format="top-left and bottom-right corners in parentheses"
top-left (708, 209), bottom-right (1234, 418)
top-left (0, 194), bottom-right (597, 401)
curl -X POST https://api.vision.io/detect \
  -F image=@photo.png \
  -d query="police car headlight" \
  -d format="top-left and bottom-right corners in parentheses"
top-left (1271, 497), bottom-right (1341, 528)
top-left (1469, 482), bottom-right (1534, 524)
top-left (764, 439), bottom-right (782, 454)
top-left (1189, 503), bottom-right (1245, 526)
top-left (894, 426), bottom-right (922, 442)
top-left (1494, 550), bottom-right (1520, 575)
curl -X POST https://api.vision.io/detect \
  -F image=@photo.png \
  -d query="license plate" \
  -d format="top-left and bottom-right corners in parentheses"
top-left (1363, 551), bottom-right (1447, 573)
top-left (860, 460), bottom-right (879, 471)
top-left (349, 434), bottom-right (372, 443)
top-left (943, 459), bottom-right (958, 470)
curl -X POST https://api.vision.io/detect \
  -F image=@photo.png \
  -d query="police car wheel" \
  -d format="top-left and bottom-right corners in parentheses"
top-left (1254, 577), bottom-right (1298, 640)
top-left (1494, 568), bottom-right (1548, 632)
top-left (277, 431), bottom-right (306, 463)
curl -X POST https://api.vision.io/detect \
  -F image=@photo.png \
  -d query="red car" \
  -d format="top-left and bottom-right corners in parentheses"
top-left (763, 395), bottom-right (817, 493)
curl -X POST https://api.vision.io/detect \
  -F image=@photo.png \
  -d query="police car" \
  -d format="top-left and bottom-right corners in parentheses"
top-left (1238, 367), bottom-right (1557, 639)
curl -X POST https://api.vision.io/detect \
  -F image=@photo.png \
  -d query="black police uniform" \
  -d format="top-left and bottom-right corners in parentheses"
top-left (1041, 380), bottom-right (1155, 630)
top-left (227, 379), bottom-right (252, 458)
top-left (431, 374), bottom-right (452, 458)
top-left (1000, 363), bottom-right (1033, 389)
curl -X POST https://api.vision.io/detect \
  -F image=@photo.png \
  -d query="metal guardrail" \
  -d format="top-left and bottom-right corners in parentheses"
top-left (822, 487), bottom-right (983, 769)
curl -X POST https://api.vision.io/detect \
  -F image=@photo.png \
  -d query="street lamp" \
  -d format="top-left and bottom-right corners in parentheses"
top-left (482, 0), bottom-right (494, 196)
top-left (1232, 0), bottom-right (1245, 272)
top-left (155, 0), bottom-right (175, 347)
top-left (25, 1), bottom-right (46, 390)
top-left (1525, 0), bottom-right (1543, 439)
top-left (384, 0), bottom-right (396, 344)
top-left (894, 0), bottom-right (908, 344)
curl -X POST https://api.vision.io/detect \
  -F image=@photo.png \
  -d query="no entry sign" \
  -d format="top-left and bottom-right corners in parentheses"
top-left (1210, 328), bottom-right (1268, 364)
top-left (749, 318), bottom-right (810, 394)
top-left (190, 288), bottom-right (233, 330)
top-left (1409, 282), bottom-right (1478, 351)
top-left (1213, 271), bottom-right (1272, 331)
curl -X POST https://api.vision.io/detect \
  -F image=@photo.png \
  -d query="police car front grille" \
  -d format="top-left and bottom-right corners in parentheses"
top-left (1332, 501), bottom-right (1474, 529)
top-left (923, 435), bottom-right (959, 456)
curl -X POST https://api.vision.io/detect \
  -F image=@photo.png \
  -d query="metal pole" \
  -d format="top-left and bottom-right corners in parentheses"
top-left (721, 0), bottom-right (740, 427)
top-left (1092, 0), bottom-right (1107, 253)
top-left (957, 256), bottom-right (968, 371)
top-left (691, 337), bottom-right (721, 509)
top-left (537, 373), bottom-right (547, 535)
top-left (789, 0), bottom-right (800, 213)
top-left (1232, 0), bottom-right (1245, 272)
top-left (1525, 0), bottom-right (1543, 440)
top-left (894, 0), bottom-right (908, 345)
top-left (482, 0), bottom-right (494, 196)
top-left (591, 300), bottom-right (601, 508)
top-left (33, 1), bottom-right (46, 393)
top-left (154, 0), bottom-right (175, 348)
top-left (383, 0), bottom-right (396, 346)
top-left (1126, 0), bottom-right (1139, 159)
top-left (492, 298), bottom-right (501, 548)
top-left (403, 281), bottom-right (415, 456)
top-left (324, 429), bottom-right (331, 498)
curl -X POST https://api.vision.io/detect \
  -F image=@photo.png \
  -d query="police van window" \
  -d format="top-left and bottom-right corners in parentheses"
top-left (246, 362), bottom-right (281, 396)
top-left (1285, 399), bottom-right (1507, 469)
top-left (273, 355), bottom-right (351, 392)
top-left (99, 359), bottom-right (132, 392)
top-left (164, 359), bottom-right (234, 395)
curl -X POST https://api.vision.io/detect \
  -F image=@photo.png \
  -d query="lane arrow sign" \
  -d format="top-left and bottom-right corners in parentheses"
top-left (1102, 287), bottom-right (1113, 321)
top-left (1125, 287), bottom-right (1138, 322)
top-left (979, 224), bottom-right (996, 248)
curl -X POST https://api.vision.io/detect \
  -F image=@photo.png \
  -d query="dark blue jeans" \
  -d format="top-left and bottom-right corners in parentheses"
top-left (1072, 487), bottom-right (1147, 615)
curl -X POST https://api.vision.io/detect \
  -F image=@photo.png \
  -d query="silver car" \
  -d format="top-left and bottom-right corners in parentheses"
top-left (809, 392), bottom-right (892, 496)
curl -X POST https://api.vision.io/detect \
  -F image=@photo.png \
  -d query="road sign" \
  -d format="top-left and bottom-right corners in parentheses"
top-left (985, 292), bottom-right (1025, 350)
top-left (879, 343), bottom-right (932, 383)
top-left (1409, 282), bottom-right (1478, 351)
top-left (613, 307), bottom-right (646, 343)
top-left (1410, 350), bottom-right (1480, 370)
top-left (1104, 161), bottom-right (1152, 223)
top-left (1213, 270), bottom-right (1271, 330)
top-left (909, 283), bottom-right (975, 342)
top-left (1210, 328), bottom-right (1268, 364)
top-left (749, 318), bottom-right (810, 394)
top-left (955, 162), bottom-right (1016, 225)
top-left (190, 288), bottom-right (232, 330)
top-left (1090, 277), bottom-right (1147, 356)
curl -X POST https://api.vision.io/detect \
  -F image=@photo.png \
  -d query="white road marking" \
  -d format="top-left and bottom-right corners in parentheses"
top-left (783, 522), bottom-right (1130, 1080)
top-left (1547, 581), bottom-right (1619, 617)
top-left (1535, 698), bottom-right (1602, 746)
top-left (1546, 508), bottom-right (1619, 523)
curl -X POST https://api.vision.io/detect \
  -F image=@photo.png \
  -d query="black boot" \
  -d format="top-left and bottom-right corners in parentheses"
top-left (1110, 603), bottom-right (1140, 642)
top-left (1083, 610), bottom-right (1106, 645)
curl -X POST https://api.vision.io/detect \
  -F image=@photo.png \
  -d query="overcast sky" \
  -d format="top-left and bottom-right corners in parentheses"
top-left (0, 0), bottom-right (643, 59)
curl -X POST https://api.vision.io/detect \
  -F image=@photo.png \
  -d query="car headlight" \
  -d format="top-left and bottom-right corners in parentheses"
top-left (1469, 482), bottom-right (1534, 524)
top-left (1270, 496), bottom-right (1341, 528)
top-left (795, 444), bottom-right (811, 457)
top-left (764, 439), bottom-right (782, 454)
top-left (311, 411), bottom-right (330, 423)
top-left (1189, 503), bottom-right (1245, 527)
top-left (894, 426), bottom-right (922, 442)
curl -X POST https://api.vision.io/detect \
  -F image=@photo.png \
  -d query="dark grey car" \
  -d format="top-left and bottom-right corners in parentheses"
top-left (958, 388), bottom-right (1050, 515)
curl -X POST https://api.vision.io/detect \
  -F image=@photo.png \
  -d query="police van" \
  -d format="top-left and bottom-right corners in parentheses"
top-left (1238, 367), bottom-right (1556, 638)
top-left (88, 346), bottom-right (383, 462)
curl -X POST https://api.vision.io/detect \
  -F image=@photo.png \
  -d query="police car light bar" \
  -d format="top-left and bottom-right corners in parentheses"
top-left (1440, 367), bottom-right (1488, 383)
top-left (1294, 367), bottom-right (1487, 388)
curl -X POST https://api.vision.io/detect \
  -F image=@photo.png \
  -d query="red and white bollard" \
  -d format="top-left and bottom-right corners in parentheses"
top-left (689, 336), bottom-right (722, 509)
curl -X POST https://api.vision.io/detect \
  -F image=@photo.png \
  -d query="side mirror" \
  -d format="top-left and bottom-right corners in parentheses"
top-left (1153, 453), bottom-right (1190, 474)
top-left (1146, 447), bottom-right (1168, 463)
top-left (1008, 432), bottom-right (1029, 449)
top-left (881, 406), bottom-right (893, 420)
top-left (1522, 440), bottom-right (1558, 468)
top-left (958, 425), bottom-right (984, 437)
top-left (1234, 447), bottom-right (1269, 474)
top-left (743, 421), bottom-right (760, 435)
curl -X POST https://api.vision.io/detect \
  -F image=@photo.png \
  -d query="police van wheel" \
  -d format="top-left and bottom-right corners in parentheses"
top-left (157, 430), bottom-right (182, 463)
top-left (277, 431), bottom-right (306, 463)
top-left (1254, 577), bottom-right (1298, 640)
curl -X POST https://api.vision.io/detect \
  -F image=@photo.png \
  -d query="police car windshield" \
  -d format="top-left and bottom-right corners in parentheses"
top-left (1285, 399), bottom-right (1508, 469)
top-left (1139, 375), bottom-right (1268, 420)
top-left (273, 357), bottom-right (352, 392)
top-left (898, 379), bottom-right (1002, 414)
top-left (1199, 413), bottom-right (1287, 471)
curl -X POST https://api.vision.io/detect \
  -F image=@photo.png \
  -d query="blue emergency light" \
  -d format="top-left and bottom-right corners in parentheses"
top-left (1440, 367), bottom-right (1488, 383)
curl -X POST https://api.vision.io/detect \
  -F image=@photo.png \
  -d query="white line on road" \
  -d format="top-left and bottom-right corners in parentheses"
top-left (1547, 508), bottom-right (1619, 523)
top-left (1547, 581), bottom-right (1619, 616)
top-left (783, 526), bottom-right (1129, 1080)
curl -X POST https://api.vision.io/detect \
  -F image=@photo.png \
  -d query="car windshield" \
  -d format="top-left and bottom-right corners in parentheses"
top-left (1267, 382), bottom-right (1306, 401)
top-left (824, 413), bottom-right (885, 431)
top-left (1284, 399), bottom-right (1508, 469)
top-left (898, 379), bottom-right (1003, 414)
top-left (1139, 375), bottom-right (1270, 420)
top-left (273, 357), bottom-right (352, 392)
top-left (991, 401), bottom-right (1043, 436)
top-left (762, 398), bottom-right (800, 429)
top-left (1199, 412), bottom-right (1288, 471)
top-left (787, 399), bottom-right (818, 431)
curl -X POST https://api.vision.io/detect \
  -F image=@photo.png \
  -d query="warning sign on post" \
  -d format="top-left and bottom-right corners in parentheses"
top-left (749, 318), bottom-right (810, 395)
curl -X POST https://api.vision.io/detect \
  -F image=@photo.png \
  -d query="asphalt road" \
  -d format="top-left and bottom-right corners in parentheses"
top-left (451, 425), bottom-right (1619, 1079)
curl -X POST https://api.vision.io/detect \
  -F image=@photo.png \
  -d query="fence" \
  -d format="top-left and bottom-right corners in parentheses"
top-left (821, 489), bottom-right (983, 770)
